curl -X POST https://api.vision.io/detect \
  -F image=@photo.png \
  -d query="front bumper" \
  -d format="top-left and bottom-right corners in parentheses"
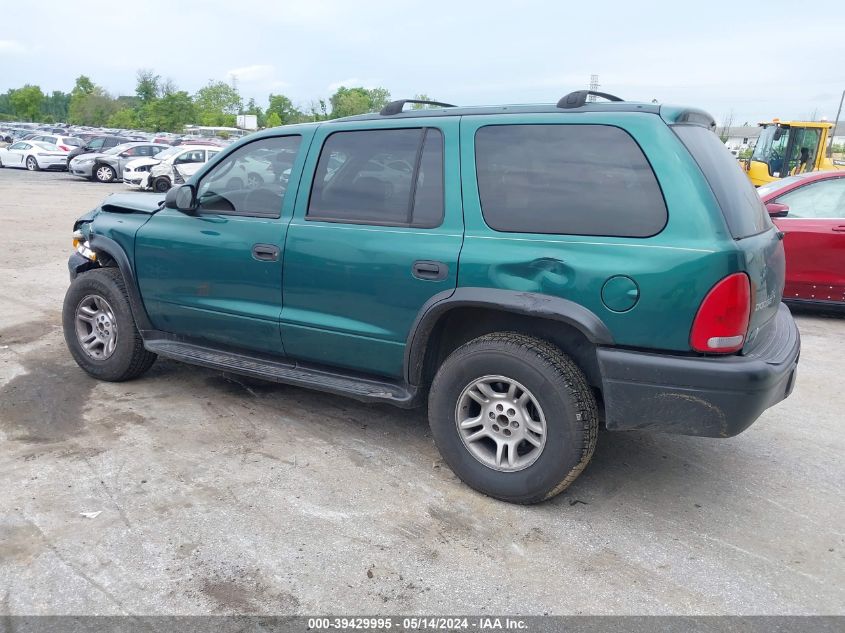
top-left (598, 303), bottom-right (800, 437)
top-left (68, 252), bottom-right (96, 280)
top-left (70, 163), bottom-right (94, 178)
top-left (124, 173), bottom-right (150, 189)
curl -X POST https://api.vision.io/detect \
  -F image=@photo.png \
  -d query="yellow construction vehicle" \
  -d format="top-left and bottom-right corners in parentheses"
top-left (740, 120), bottom-right (842, 186)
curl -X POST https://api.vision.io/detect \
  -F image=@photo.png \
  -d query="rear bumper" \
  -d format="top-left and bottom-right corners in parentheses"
top-left (598, 303), bottom-right (800, 437)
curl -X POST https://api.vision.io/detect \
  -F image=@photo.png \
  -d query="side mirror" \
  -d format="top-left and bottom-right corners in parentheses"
top-left (165, 184), bottom-right (197, 214)
top-left (766, 202), bottom-right (789, 218)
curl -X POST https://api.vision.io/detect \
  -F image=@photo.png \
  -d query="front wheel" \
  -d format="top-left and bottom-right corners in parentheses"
top-left (428, 332), bottom-right (598, 504)
top-left (152, 176), bottom-right (171, 193)
top-left (62, 267), bottom-right (157, 381)
top-left (26, 156), bottom-right (39, 171)
top-left (94, 164), bottom-right (116, 183)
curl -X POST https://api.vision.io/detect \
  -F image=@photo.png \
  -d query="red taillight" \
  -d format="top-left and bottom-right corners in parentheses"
top-left (690, 273), bottom-right (752, 354)
top-left (58, 144), bottom-right (70, 151)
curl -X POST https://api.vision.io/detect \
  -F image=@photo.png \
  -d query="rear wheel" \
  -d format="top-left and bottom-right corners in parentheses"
top-left (153, 176), bottom-right (171, 193)
top-left (428, 332), bottom-right (598, 504)
top-left (94, 164), bottom-right (116, 183)
top-left (26, 156), bottom-right (39, 171)
top-left (62, 267), bottom-right (157, 381)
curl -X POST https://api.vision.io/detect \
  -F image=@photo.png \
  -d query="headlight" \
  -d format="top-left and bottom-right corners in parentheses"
top-left (77, 158), bottom-right (94, 164)
top-left (72, 230), bottom-right (96, 261)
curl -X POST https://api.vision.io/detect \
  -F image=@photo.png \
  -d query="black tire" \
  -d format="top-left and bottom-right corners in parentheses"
top-left (428, 332), bottom-right (598, 504)
top-left (153, 177), bottom-right (171, 193)
top-left (26, 156), bottom-right (39, 171)
top-left (94, 163), bottom-right (116, 183)
top-left (246, 172), bottom-right (262, 188)
top-left (62, 267), bottom-right (157, 382)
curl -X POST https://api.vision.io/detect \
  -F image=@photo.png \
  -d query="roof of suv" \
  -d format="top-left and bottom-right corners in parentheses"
top-left (340, 101), bottom-right (663, 122)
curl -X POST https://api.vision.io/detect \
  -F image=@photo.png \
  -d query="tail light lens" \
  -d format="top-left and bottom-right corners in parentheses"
top-left (690, 273), bottom-right (752, 354)
top-left (58, 144), bottom-right (70, 151)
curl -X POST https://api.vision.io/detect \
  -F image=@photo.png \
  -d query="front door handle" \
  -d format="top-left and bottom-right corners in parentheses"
top-left (252, 243), bottom-right (280, 261)
top-left (832, 225), bottom-right (845, 233)
top-left (412, 260), bottom-right (448, 281)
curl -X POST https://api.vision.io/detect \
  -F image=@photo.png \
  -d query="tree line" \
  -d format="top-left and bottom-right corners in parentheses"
top-left (0, 70), bottom-right (435, 131)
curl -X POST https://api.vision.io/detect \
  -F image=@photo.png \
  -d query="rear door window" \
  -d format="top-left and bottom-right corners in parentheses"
top-left (474, 124), bottom-right (667, 237)
top-left (673, 124), bottom-right (772, 239)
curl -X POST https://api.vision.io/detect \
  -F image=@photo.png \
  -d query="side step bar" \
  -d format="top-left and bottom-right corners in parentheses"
top-left (143, 338), bottom-right (420, 408)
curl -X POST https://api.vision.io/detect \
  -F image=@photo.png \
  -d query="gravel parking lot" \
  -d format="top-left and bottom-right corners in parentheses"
top-left (1, 168), bottom-right (843, 615)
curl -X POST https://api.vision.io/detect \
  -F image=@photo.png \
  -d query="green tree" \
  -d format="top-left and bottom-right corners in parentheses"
top-left (265, 111), bottom-right (282, 128)
top-left (329, 87), bottom-right (371, 118)
top-left (42, 90), bottom-right (70, 121)
top-left (367, 87), bottom-right (391, 112)
top-left (69, 76), bottom-right (118, 125)
top-left (194, 80), bottom-right (241, 126)
top-left (243, 97), bottom-right (265, 127)
top-left (107, 108), bottom-right (138, 129)
top-left (0, 90), bottom-right (11, 116)
top-left (135, 69), bottom-right (160, 103)
top-left (9, 84), bottom-right (45, 121)
top-left (329, 86), bottom-right (391, 118)
top-left (71, 75), bottom-right (95, 97)
top-left (146, 90), bottom-right (196, 132)
top-left (267, 93), bottom-right (302, 125)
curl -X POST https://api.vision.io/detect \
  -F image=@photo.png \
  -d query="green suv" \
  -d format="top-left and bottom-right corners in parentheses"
top-left (62, 91), bottom-right (800, 504)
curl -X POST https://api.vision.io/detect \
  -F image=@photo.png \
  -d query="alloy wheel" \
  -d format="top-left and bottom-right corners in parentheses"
top-left (455, 375), bottom-right (548, 472)
top-left (74, 294), bottom-right (118, 360)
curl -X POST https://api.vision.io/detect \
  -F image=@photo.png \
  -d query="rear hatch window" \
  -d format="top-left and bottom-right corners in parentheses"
top-left (673, 124), bottom-right (772, 239)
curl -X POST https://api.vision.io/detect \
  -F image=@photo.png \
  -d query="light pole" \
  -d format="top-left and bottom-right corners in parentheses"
top-left (829, 89), bottom-right (844, 158)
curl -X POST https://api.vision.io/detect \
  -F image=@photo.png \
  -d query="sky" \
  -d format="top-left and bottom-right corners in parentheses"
top-left (2, 0), bottom-right (844, 126)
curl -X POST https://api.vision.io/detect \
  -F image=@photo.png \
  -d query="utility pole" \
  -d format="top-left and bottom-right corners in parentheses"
top-left (588, 74), bottom-right (599, 102)
top-left (829, 88), bottom-right (844, 158)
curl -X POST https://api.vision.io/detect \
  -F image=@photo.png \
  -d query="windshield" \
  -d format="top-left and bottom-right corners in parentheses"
top-left (150, 147), bottom-right (180, 161)
top-left (105, 143), bottom-right (134, 155)
top-left (751, 126), bottom-right (789, 175)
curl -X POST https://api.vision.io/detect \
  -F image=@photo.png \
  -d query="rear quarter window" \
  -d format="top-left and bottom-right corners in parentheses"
top-left (673, 124), bottom-right (772, 239)
top-left (474, 124), bottom-right (667, 237)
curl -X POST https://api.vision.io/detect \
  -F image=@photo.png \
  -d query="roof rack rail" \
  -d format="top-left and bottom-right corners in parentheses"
top-left (380, 99), bottom-right (457, 116)
top-left (556, 90), bottom-right (624, 109)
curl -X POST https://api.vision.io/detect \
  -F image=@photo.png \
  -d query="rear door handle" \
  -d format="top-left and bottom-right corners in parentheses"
top-left (412, 260), bottom-right (448, 281)
top-left (832, 226), bottom-right (845, 233)
top-left (252, 243), bottom-right (280, 261)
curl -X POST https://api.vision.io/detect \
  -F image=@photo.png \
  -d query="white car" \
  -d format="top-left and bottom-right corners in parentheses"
top-left (0, 140), bottom-right (69, 171)
top-left (28, 134), bottom-right (84, 152)
top-left (124, 145), bottom-right (220, 192)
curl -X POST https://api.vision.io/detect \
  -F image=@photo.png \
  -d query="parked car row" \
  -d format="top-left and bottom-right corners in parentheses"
top-left (0, 121), bottom-right (236, 191)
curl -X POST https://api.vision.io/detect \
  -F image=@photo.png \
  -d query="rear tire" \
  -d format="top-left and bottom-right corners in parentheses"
top-left (153, 176), bottom-right (171, 193)
top-left (428, 332), bottom-right (598, 504)
top-left (62, 267), bottom-right (157, 382)
top-left (26, 156), bottom-right (39, 171)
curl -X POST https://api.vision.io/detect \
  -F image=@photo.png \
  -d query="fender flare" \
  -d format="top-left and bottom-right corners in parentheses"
top-left (86, 234), bottom-right (153, 331)
top-left (403, 288), bottom-right (614, 385)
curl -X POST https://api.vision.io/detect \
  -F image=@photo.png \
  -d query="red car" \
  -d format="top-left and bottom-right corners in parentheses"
top-left (758, 171), bottom-right (845, 308)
